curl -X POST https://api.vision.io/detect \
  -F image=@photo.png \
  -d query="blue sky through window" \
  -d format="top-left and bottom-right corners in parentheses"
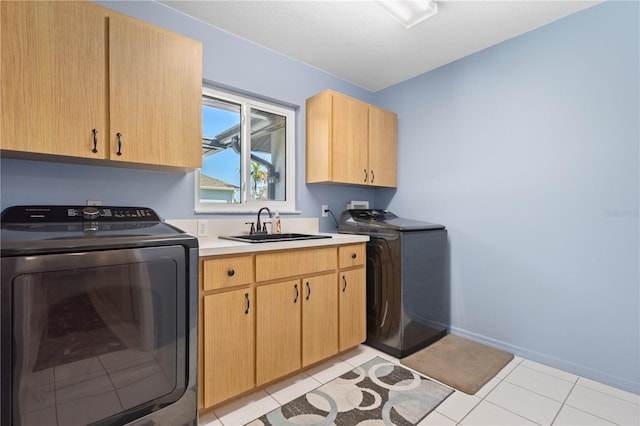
top-left (202, 105), bottom-right (240, 187)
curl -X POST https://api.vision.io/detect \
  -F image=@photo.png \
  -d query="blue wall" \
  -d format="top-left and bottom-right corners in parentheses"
top-left (1, 0), bottom-right (638, 394)
top-left (376, 1), bottom-right (639, 393)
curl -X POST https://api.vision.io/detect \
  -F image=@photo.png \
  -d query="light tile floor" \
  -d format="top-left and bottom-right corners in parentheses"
top-left (199, 344), bottom-right (640, 426)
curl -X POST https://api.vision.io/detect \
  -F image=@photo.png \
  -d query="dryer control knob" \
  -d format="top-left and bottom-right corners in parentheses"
top-left (82, 206), bottom-right (100, 220)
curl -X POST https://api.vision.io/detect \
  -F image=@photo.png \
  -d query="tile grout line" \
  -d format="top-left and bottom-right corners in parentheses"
top-left (517, 363), bottom-right (579, 385)
top-left (549, 378), bottom-right (578, 426)
top-left (574, 379), bottom-right (640, 406)
top-left (454, 357), bottom-right (523, 426)
top-left (492, 358), bottom-right (571, 426)
top-left (557, 379), bottom-right (633, 426)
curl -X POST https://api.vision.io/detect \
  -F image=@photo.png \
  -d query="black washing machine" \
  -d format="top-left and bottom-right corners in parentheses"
top-left (1, 206), bottom-right (198, 426)
top-left (339, 209), bottom-right (449, 358)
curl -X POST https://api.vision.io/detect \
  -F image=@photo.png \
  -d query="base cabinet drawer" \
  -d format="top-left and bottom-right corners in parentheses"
top-left (203, 255), bottom-right (253, 291)
top-left (255, 247), bottom-right (336, 282)
top-left (339, 244), bottom-right (366, 268)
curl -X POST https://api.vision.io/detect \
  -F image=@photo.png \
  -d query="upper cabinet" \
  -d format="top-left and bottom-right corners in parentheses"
top-left (368, 104), bottom-right (398, 188)
top-left (306, 90), bottom-right (397, 188)
top-left (108, 13), bottom-right (201, 168)
top-left (1, 2), bottom-right (108, 160)
top-left (0, 1), bottom-right (202, 170)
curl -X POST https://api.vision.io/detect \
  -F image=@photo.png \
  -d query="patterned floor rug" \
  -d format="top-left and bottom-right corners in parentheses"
top-left (247, 357), bottom-right (453, 426)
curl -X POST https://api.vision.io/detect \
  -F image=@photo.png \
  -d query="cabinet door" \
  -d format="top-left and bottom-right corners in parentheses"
top-left (1, 1), bottom-right (108, 159)
top-left (305, 91), bottom-right (331, 183)
top-left (331, 94), bottom-right (369, 185)
top-left (256, 281), bottom-right (301, 386)
top-left (368, 106), bottom-right (397, 187)
top-left (302, 273), bottom-right (338, 367)
top-left (109, 14), bottom-right (202, 168)
top-left (203, 288), bottom-right (255, 407)
top-left (339, 268), bottom-right (367, 351)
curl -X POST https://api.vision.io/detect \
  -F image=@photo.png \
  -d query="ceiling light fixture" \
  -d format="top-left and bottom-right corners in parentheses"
top-left (376, 0), bottom-right (438, 29)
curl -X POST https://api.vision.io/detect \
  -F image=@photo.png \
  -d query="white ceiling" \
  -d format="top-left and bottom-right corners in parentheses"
top-left (159, 0), bottom-right (602, 92)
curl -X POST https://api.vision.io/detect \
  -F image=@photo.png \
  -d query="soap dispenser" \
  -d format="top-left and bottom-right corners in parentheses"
top-left (275, 210), bottom-right (281, 234)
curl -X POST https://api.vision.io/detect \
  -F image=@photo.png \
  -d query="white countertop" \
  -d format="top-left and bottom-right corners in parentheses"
top-left (198, 233), bottom-right (368, 257)
top-left (166, 217), bottom-right (368, 257)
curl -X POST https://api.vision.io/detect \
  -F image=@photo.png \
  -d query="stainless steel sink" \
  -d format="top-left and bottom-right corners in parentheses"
top-left (220, 233), bottom-right (332, 243)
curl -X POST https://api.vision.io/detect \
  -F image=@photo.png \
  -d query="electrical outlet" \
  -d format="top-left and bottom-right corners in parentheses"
top-left (86, 200), bottom-right (102, 206)
top-left (321, 204), bottom-right (329, 217)
top-left (197, 220), bottom-right (208, 237)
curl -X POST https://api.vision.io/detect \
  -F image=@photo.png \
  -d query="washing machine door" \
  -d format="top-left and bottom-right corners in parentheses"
top-left (365, 234), bottom-right (401, 341)
top-left (1, 245), bottom-right (190, 426)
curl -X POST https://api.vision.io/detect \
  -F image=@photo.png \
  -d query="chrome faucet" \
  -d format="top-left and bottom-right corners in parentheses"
top-left (255, 207), bottom-right (272, 234)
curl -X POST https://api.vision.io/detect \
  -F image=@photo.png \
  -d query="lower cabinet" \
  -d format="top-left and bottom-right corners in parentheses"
top-left (338, 268), bottom-right (366, 351)
top-left (200, 243), bottom-right (366, 410)
top-left (256, 280), bottom-right (302, 386)
top-left (256, 272), bottom-right (339, 384)
top-left (302, 273), bottom-right (339, 367)
top-left (203, 288), bottom-right (255, 407)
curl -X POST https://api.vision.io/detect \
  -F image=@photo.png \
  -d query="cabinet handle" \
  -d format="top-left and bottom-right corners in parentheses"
top-left (91, 129), bottom-right (98, 153)
top-left (116, 132), bottom-right (123, 156)
top-left (364, 169), bottom-right (368, 183)
top-left (294, 284), bottom-right (299, 303)
top-left (227, 268), bottom-right (235, 277)
top-left (244, 293), bottom-right (250, 314)
top-left (351, 253), bottom-right (357, 259)
top-left (371, 170), bottom-right (375, 183)
top-left (306, 281), bottom-right (311, 300)
top-left (342, 275), bottom-right (347, 292)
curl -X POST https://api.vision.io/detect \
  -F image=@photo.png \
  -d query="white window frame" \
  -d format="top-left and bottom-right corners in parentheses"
top-left (196, 86), bottom-right (297, 214)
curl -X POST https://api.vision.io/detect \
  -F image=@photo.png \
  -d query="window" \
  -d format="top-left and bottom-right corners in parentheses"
top-left (196, 87), bottom-right (296, 213)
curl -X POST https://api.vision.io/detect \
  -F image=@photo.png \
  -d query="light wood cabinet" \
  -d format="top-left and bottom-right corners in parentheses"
top-left (368, 105), bottom-right (398, 187)
top-left (306, 89), bottom-right (397, 187)
top-left (301, 273), bottom-right (339, 367)
top-left (256, 280), bottom-right (302, 386)
top-left (330, 94), bottom-right (369, 185)
top-left (0, 1), bottom-right (202, 170)
top-left (338, 244), bottom-right (367, 351)
top-left (108, 13), bottom-right (201, 168)
top-left (203, 255), bottom-right (253, 291)
top-left (1, 1), bottom-right (108, 159)
top-left (203, 288), bottom-right (254, 407)
top-left (339, 268), bottom-right (367, 351)
top-left (339, 244), bottom-right (366, 269)
top-left (199, 243), bottom-right (366, 409)
top-left (255, 246), bottom-right (336, 282)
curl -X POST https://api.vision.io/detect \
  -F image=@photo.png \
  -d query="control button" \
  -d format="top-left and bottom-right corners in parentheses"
top-left (82, 206), bottom-right (100, 220)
